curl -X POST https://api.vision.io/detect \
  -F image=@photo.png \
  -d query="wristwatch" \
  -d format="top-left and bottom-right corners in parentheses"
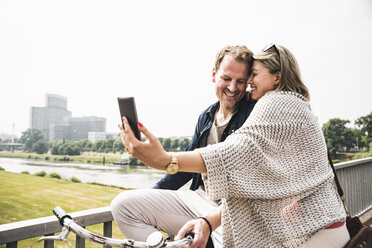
top-left (165, 153), bottom-right (179, 174)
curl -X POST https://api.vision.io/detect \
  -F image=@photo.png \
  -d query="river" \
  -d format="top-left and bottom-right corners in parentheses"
top-left (0, 157), bottom-right (166, 189)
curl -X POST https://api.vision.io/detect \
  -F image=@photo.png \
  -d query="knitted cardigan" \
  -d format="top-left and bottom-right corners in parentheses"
top-left (197, 91), bottom-right (346, 248)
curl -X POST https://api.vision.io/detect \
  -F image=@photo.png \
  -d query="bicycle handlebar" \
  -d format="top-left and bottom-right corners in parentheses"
top-left (38, 206), bottom-right (193, 248)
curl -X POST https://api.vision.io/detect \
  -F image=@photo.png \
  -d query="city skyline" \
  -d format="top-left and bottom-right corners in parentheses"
top-left (29, 93), bottom-right (107, 142)
top-left (1, 0), bottom-right (372, 138)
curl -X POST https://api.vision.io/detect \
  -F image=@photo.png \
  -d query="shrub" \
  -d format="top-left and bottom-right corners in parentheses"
top-left (70, 176), bottom-right (81, 183)
top-left (51, 140), bottom-right (81, 155)
top-left (0, 166), bottom-right (4, 171)
top-left (34, 171), bottom-right (46, 177)
top-left (31, 139), bottom-right (49, 154)
top-left (49, 172), bottom-right (61, 179)
top-left (128, 156), bottom-right (138, 165)
top-left (44, 156), bottom-right (49, 161)
top-left (353, 152), bottom-right (371, 160)
top-left (21, 171), bottom-right (30, 174)
top-left (57, 156), bottom-right (71, 162)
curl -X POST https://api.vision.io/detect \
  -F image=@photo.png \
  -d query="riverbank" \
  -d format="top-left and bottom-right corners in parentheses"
top-left (0, 151), bottom-right (128, 165)
top-left (0, 170), bottom-right (127, 248)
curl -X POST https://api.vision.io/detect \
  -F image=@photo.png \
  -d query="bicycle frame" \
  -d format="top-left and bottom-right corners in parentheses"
top-left (38, 206), bottom-right (192, 248)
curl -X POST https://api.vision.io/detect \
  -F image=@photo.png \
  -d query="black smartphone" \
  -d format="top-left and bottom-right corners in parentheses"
top-left (117, 97), bottom-right (141, 140)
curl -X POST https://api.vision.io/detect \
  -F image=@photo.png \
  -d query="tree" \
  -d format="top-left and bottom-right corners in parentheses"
top-left (170, 139), bottom-right (179, 151)
top-left (93, 140), bottom-right (105, 152)
top-left (355, 112), bottom-right (372, 148)
top-left (355, 112), bottom-right (372, 137)
top-left (19, 128), bottom-right (45, 152)
top-left (104, 139), bottom-right (115, 153)
top-left (58, 141), bottom-right (80, 155)
top-left (51, 140), bottom-right (63, 155)
top-left (351, 128), bottom-right (364, 151)
top-left (77, 139), bottom-right (93, 152)
top-left (113, 140), bottom-right (124, 153)
top-left (322, 118), bottom-right (355, 155)
top-left (179, 138), bottom-right (190, 151)
top-left (162, 138), bottom-right (171, 151)
top-left (31, 140), bottom-right (49, 154)
top-left (51, 140), bottom-right (80, 155)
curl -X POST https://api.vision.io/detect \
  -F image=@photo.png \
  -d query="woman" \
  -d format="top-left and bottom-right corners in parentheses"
top-left (118, 44), bottom-right (350, 248)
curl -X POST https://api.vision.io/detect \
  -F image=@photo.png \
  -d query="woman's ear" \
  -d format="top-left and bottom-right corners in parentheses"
top-left (274, 72), bottom-right (281, 85)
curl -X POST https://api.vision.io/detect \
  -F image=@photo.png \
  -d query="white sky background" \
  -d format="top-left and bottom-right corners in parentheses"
top-left (1, 0), bottom-right (371, 138)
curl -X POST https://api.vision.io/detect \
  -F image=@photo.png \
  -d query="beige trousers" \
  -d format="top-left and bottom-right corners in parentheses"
top-left (300, 224), bottom-right (350, 248)
top-left (111, 189), bottom-right (222, 247)
top-left (111, 189), bottom-right (350, 248)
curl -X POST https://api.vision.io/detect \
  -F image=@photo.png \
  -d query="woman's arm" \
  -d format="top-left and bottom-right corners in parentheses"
top-left (175, 206), bottom-right (222, 248)
top-left (119, 116), bottom-right (207, 173)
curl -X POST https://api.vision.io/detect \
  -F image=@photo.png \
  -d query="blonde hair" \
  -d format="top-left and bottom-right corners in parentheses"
top-left (253, 45), bottom-right (310, 100)
top-left (215, 45), bottom-right (254, 72)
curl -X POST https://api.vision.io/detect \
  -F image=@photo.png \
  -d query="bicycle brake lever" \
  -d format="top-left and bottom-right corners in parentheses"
top-left (38, 226), bottom-right (70, 242)
top-left (184, 232), bottom-right (194, 239)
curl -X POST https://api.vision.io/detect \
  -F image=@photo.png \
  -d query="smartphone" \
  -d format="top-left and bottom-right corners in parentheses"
top-left (117, 97), bottom-right (141, 140)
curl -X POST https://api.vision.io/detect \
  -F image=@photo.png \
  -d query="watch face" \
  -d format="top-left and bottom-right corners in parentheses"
top-left (166, 163), bottom-right (179, 174)
top-left (166, 154), bottom-right (179, 174)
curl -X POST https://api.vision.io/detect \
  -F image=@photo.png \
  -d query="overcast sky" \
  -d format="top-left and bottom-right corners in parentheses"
top-left (1, 0), bottom-right (371, 138)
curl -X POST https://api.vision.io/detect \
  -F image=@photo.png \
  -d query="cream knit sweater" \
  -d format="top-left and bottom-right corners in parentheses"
top-left (198, 91), bottom-right (346, 248)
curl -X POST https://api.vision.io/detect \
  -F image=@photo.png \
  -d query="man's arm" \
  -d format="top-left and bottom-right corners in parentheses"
top-left (152, 172), bottom-right (193, 190)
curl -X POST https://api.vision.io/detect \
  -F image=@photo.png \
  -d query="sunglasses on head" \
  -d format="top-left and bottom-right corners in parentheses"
top-left (262, 43), bottom-right (279, 53)
top-left (262, 43), bottom-right (281, 72)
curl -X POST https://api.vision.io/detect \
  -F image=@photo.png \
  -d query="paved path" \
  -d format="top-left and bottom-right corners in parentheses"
top-left (360, 208), bottom-right (372, 227)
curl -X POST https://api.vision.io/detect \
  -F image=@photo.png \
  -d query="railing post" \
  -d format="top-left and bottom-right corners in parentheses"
top-left (76, 227), bottom-right (85, 248)
top-left (103, 221), bottom-right (112, 248)
top-left (44, 233), bottom-right (54, 248)
top-left (6, 241), bottom-right (17, 248)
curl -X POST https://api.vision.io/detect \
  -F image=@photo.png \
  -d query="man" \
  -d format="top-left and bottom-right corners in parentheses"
top-left (111, 45), bottom-right (255, 248)
top-left (154, 45), bottom-right (255, 193)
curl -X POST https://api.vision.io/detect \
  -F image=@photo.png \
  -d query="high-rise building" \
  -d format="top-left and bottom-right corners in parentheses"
top-left (30, 94), bottom-right (106, 142)
top-left (49, 124), bottom-right (71, 141)
top-left (88, 132), bottom-right (107, 143)
top-left (46, 94), bottom-right (68, 110)
top-left (30, 94), bottom-right (71, 141)
top-left (69, 116), bottom-right (106, 141)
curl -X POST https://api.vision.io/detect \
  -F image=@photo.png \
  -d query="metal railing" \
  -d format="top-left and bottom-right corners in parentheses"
top-left (0, 207), bottom-right (113, 248)
top-left (1, 157), bottom-right (371, 248)
top-left (334, 156), bottom-right (372, 217)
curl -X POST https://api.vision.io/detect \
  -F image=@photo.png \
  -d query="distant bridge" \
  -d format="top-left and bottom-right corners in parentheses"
top-left (0, 143), bottom-right (24, 147)
top-left (0, 143), bottom-right (24, 152)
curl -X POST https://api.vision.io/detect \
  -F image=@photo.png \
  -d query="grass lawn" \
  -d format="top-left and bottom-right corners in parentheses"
top-left (0, 171), bottom-right (127, 247)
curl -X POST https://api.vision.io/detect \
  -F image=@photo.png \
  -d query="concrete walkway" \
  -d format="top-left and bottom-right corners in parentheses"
top-left (360, 208), bottom-right (372, 227)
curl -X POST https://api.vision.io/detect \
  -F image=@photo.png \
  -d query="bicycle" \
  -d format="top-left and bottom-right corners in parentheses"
top-left (38, 206), bottom-right (193, 248)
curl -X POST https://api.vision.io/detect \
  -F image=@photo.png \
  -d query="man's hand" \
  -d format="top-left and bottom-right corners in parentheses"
top-left (175, 218), bottom-right (210, 248)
